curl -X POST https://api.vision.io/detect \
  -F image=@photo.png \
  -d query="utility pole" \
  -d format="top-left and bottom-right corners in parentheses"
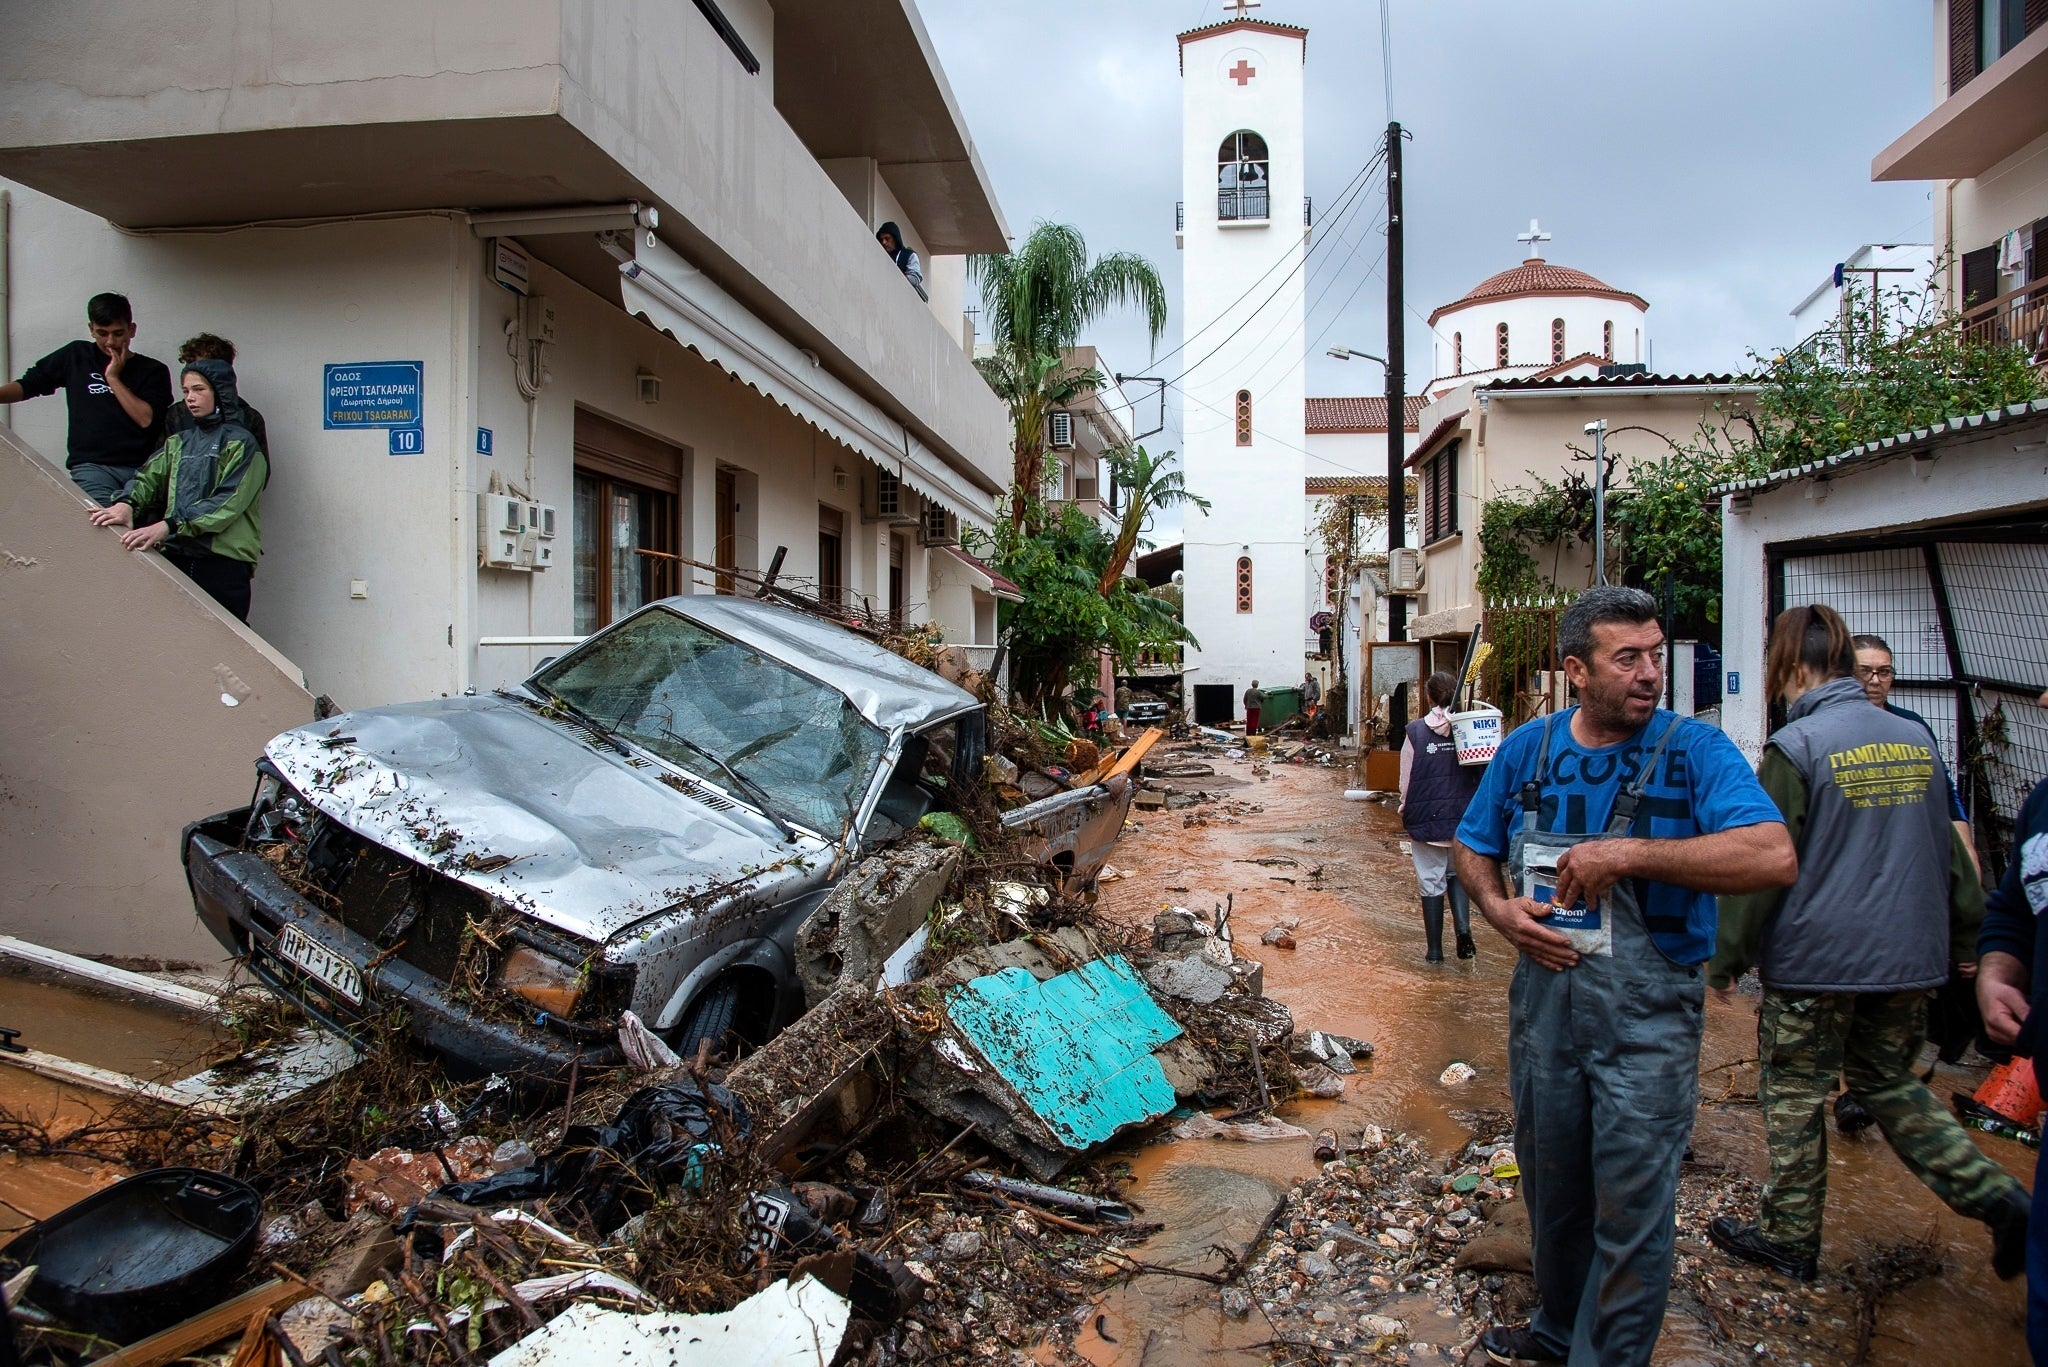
top-left (1586, 418), bottom-right (1608, 585)
top-left (1384, 121), bottom-right (1405, 644)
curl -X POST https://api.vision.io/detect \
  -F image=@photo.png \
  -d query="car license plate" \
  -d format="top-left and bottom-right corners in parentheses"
top-left (273, 923), bottom-right (364, 1006)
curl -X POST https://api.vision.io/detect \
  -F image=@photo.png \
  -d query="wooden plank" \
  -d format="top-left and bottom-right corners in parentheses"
top-left (0, 936), bottom-right (219, 1013)
top-left (94, 1280), bottom-right (308, 1367)
top-left (0, 1047), bottom-right (189, 1109)
top-left (1102, 728), bottom-right (1164, 781)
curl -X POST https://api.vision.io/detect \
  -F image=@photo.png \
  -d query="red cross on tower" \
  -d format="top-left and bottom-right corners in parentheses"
top-left (1228, 58), bottom-right (1256, 86)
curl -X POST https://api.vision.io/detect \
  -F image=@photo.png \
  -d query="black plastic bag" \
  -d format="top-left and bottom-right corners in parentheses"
top-left (433, 1080), bottom-right (749, 1234)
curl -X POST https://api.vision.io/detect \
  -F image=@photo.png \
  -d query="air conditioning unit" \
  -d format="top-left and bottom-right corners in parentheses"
top-left (478, 493), bottom-right (532, 570)
top-left (864, 469), bottom-right (919, 524)
top-left (1388, 546), bottom-right (1424, 594)
top-left (1048, 410), bottom-right (1075, 450)
top-left (919, 504), bottom-right (959, 547)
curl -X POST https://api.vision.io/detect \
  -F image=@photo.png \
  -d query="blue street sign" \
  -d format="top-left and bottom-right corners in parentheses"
top-left (388, 427), bottom-right (423, 455)
top-left (477, 426), bottom-right (494, 456)
top-left (324, 362), bottom-right (424, 429)
top-left (1726, 671), bottom-right (1741, 696)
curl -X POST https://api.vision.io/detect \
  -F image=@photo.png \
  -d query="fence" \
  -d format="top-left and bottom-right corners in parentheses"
top-left (1480, 594), bottom-right (1576, 725)
top-left (1772, 533), bottom-right (2048, 870)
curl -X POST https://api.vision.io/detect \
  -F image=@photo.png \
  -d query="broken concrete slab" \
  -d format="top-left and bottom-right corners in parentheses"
top-left (725, 982), bottom-right (898, 1162)
top-left (1143, 952), bottom-right (1234, 1005)
top-left (487, 1275), bottom-right (850, 1367)
top-left (794, 843), bottom-right (960, 1007)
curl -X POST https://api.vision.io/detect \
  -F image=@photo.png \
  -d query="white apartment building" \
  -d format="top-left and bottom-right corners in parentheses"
top-left (0, 0), bottom-right (1014, 711)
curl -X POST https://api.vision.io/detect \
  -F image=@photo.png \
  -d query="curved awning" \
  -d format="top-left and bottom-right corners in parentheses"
top-left (610, 233), bottom-right (998, 531)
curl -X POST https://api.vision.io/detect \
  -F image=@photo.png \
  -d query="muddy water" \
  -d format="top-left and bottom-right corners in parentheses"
top-left (0, 966), bottom-right (228, 1234)
top-left (1091, 753), bottom-right (2030, 1365)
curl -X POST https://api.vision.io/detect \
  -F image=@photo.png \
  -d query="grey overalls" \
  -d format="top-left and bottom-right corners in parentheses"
top-left (1506, 714), bottom-right (1704, 1366)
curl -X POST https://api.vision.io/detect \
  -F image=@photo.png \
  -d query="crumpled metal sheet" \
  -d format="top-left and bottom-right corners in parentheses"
top-left (266, 696), bottom-right (827, 941)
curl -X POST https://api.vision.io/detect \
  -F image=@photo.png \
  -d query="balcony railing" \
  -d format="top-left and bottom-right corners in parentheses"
top-left (1960, 281), bottom-right (2048, 369)
top-left (1218, 186), bottom-right (1269, 222)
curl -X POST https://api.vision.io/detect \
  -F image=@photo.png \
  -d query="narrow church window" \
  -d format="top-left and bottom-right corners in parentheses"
top-left (1496, 323), bottom-right (1509, 368)
top-left (1602, 321), bottom-right (1614, 361)
top-left (1452, 332), bottom-right (1462, 373)
top-left (1235, 389), bottom-right (1253, 446)
top-left (1324, 555), bottom-right (1338, 604)
top-left (1217, 131), bottom-right (1270, 222)
top-left (1551, 318), bottom-right (1566, 363)
top-left (1235, 556), bottom-right (1254, 613)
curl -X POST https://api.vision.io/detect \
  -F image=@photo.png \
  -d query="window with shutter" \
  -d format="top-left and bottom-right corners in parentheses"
top-left (1951, 0), bottom-right (1978, 92)
top-left (1422, 441), bottom-right (1461, 544)
top-left (1962, 244), bottom-right (2000, 309)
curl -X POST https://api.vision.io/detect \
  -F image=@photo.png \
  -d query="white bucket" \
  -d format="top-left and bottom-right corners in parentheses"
top-left (1449, 705), bottom-right (1503, 766)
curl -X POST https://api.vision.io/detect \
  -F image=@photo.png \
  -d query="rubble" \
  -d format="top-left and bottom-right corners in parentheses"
top-left (793, 842), bottom-right (961, 1007)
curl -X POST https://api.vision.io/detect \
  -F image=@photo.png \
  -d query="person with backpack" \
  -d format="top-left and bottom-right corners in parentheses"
top-left (1707, 604), bottom-right (2026, 1285)
top-left (87, 358), bottom-right (267, 621)
top-left (1401, 670), bottom-right (1482, 962)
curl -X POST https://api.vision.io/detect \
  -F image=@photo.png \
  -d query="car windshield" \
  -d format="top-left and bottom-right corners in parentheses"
top-left (531, 609), bottom-right (888, 833)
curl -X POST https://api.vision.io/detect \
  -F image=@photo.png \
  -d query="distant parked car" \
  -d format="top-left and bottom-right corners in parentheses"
top-left (184, 598), bottom-right (1133, 1085)
top-left (1123, 697), bottom-right (1171, 726)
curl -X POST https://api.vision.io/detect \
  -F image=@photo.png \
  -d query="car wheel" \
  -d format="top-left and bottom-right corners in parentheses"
top-left (671, 976), bottom-right (743, 1059)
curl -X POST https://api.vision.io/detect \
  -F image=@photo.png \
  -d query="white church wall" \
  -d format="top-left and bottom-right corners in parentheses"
top-left (1177, 21), bottom-right (1311, 722)
top-left (1432, 291), bottom-right (1648, 385)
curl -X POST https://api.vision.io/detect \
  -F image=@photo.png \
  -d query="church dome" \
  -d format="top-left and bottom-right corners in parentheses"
top-left (1428, 258), bottom-right (1648, 327)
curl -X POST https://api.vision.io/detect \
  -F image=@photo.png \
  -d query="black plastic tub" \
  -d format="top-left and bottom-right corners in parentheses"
top-left (0, 1167), bottom-right (262, 1343)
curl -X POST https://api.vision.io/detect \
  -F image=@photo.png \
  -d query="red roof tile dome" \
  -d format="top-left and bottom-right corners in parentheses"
top-left (1427, 258), bottom-right (1648, 327)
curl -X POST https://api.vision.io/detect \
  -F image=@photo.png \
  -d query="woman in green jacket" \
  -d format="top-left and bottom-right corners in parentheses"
top-left (88, 357), bottom-right (266, 621)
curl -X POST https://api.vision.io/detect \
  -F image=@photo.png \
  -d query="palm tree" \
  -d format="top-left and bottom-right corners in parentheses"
top-left (1096, 445), bottom-right (1208, 595)
top-left (970, 223), bottom-right (1167, 530)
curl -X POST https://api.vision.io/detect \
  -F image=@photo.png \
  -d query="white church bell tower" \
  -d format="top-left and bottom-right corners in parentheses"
top-left (1175, 7), bottom-right (1310, 726)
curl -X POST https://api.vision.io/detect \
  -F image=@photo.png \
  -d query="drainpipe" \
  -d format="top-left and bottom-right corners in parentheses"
top-left (1, 189), bottom-right (10, 428)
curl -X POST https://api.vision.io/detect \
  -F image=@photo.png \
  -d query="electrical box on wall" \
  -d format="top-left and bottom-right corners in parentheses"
top-left (519, 295), bottom-right (557, 344)
top-left (478, 493), bottom-right (532, 570)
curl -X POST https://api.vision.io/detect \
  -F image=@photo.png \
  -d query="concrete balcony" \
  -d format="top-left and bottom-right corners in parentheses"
top-left (0, 0), bottom-right (1011, 494)
top-left (1874, 21), bottom-right (2048, 180)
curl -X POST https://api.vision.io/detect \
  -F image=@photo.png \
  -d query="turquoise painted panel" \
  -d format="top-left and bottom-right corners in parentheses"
top-left (946, 954), bottom-right (1184, 1149)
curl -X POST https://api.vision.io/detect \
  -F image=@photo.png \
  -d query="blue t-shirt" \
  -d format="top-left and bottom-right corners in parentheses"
top-left (1455, 708), bottom-right (1783, 964)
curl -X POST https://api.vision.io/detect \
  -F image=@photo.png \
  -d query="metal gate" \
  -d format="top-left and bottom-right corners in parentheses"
top-left (1769, 530), bottom-right (2048, 868)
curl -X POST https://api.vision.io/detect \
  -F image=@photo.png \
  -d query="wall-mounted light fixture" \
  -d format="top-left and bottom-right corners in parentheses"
top-left (637, 370), bottom-right (661, 404)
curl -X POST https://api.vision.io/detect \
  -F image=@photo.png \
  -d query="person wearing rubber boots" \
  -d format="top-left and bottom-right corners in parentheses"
top-left (1706, 605), bottom-right (2026, 1285)
top-left (1401, 671), bottom-right (1483, 962)
top-left (1453, 586), bottom-right (1797, 1366)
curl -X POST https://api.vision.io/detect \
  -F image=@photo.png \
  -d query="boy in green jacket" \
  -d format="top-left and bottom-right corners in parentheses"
top-left (88, 358), bottom-right (266, 621)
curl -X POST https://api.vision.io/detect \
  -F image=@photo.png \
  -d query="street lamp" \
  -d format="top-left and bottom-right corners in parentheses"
top-left (1585, 419), bottom-right (1608, 585)
top-left (1326, 346), bottom-right (1387, 365)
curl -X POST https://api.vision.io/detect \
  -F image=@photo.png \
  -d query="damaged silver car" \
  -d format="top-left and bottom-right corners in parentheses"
top-left (183, 597), bottom-right (1132, 1085)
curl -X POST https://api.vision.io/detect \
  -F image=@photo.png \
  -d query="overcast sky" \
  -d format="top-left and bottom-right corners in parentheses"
top-left (920, 0), bottom-right (1938, 470)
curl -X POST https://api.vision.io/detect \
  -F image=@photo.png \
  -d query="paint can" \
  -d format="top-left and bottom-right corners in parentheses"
top-left (1448, 705), bottom-right (1503, 766)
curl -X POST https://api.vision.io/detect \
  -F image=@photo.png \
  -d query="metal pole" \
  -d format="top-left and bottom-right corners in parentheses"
top-left (1589, 419), bottom-right (1608, 586)
top-left (1384, 122), bottom-right (1405, 643)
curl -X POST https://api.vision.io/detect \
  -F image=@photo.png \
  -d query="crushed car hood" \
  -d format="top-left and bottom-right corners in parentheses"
top-left (265, 696), bottom-right (834, 942)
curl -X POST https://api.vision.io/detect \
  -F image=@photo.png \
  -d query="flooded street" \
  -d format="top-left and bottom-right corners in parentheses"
top-left (1087, 753), bottom-right (2033, 1365)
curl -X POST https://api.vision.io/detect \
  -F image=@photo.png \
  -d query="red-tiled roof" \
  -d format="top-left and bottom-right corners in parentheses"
top-left (1427, 259), bottom-right (1649, 326)
top-left (1303, 396), bottom-right (1425, 433)
top-left (1177, 17), bottom-right (1309, 45)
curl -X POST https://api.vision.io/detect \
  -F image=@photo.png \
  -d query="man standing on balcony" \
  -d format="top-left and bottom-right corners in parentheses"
top-left (876, 222), bottom-right (927, 301)
top-left (0, 292), bottom-right (174, 505)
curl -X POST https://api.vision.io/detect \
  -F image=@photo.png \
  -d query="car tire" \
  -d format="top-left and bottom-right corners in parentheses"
top-left (671, 976), bottom-right (742, 1059)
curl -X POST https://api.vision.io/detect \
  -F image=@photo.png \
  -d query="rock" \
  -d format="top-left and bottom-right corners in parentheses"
top-left (1144, 952), bottom-right (1234, 1004)
top-left (939, 1230), bottom-right (985, 1261)
top-left (1215, 994), bottom-right (1294, 1048)
top-left (1439, 1061), bottom-right (1476, 1085)
top-left (1220, 1288), bottom-right (1252, 1319)
top-left (1360, 1313), bottom-right (1405, 1338)
top-left (1289, 1031), bottom-right (1357, 1075)
top-left (1299, 1250), bottom-right (1337, 1279)
top-left (1297, 1064), bottom-right (1346, 1098)
top-left (1135, 790), bottom-right (1168, 810)
top-left (1153, 907), bottom-right (1211, 954)
top-left (794, 843), bottom-right (962, 1007)
top-left (1227, 955), bottom-right (1265, 999)
top-left (1454, 1198), bottom-right (1534, 1274)
top-left (1260, 925), bottom-right (1296, 949)
top-left (492, 1139), bottom-right (536, 1172)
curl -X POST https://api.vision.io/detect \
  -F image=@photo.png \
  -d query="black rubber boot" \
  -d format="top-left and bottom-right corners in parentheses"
top-left (1706, 1216), bottom-right (1817, 1281)
top-left (1422, 894), bottom-right (1446, 963)
top-left (1449, 878), bottom-right (1477, 960)
top-left (1988, 1186), bottom-right (2030, 1281)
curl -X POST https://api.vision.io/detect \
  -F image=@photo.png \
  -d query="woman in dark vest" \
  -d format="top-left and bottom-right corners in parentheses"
top-left (1400, 671), bottom-right (1485, 962)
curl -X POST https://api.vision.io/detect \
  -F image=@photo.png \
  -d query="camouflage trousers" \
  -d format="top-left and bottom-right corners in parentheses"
top-left (1757, 989), bottom-right (2023, 1257)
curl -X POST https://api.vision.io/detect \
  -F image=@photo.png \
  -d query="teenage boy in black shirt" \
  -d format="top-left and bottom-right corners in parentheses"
top-left (0, 293), bottom-right (174, 505)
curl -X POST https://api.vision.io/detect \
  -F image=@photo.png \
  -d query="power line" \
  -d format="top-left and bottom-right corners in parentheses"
top-left (1379, 0), bottom-right (1394, 125)
top-left (1144, 147), bottom-right (1387, 377)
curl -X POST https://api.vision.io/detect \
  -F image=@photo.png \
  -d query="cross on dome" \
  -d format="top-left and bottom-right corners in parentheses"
top-left (1516, 218), bottom-right (1552, 262)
